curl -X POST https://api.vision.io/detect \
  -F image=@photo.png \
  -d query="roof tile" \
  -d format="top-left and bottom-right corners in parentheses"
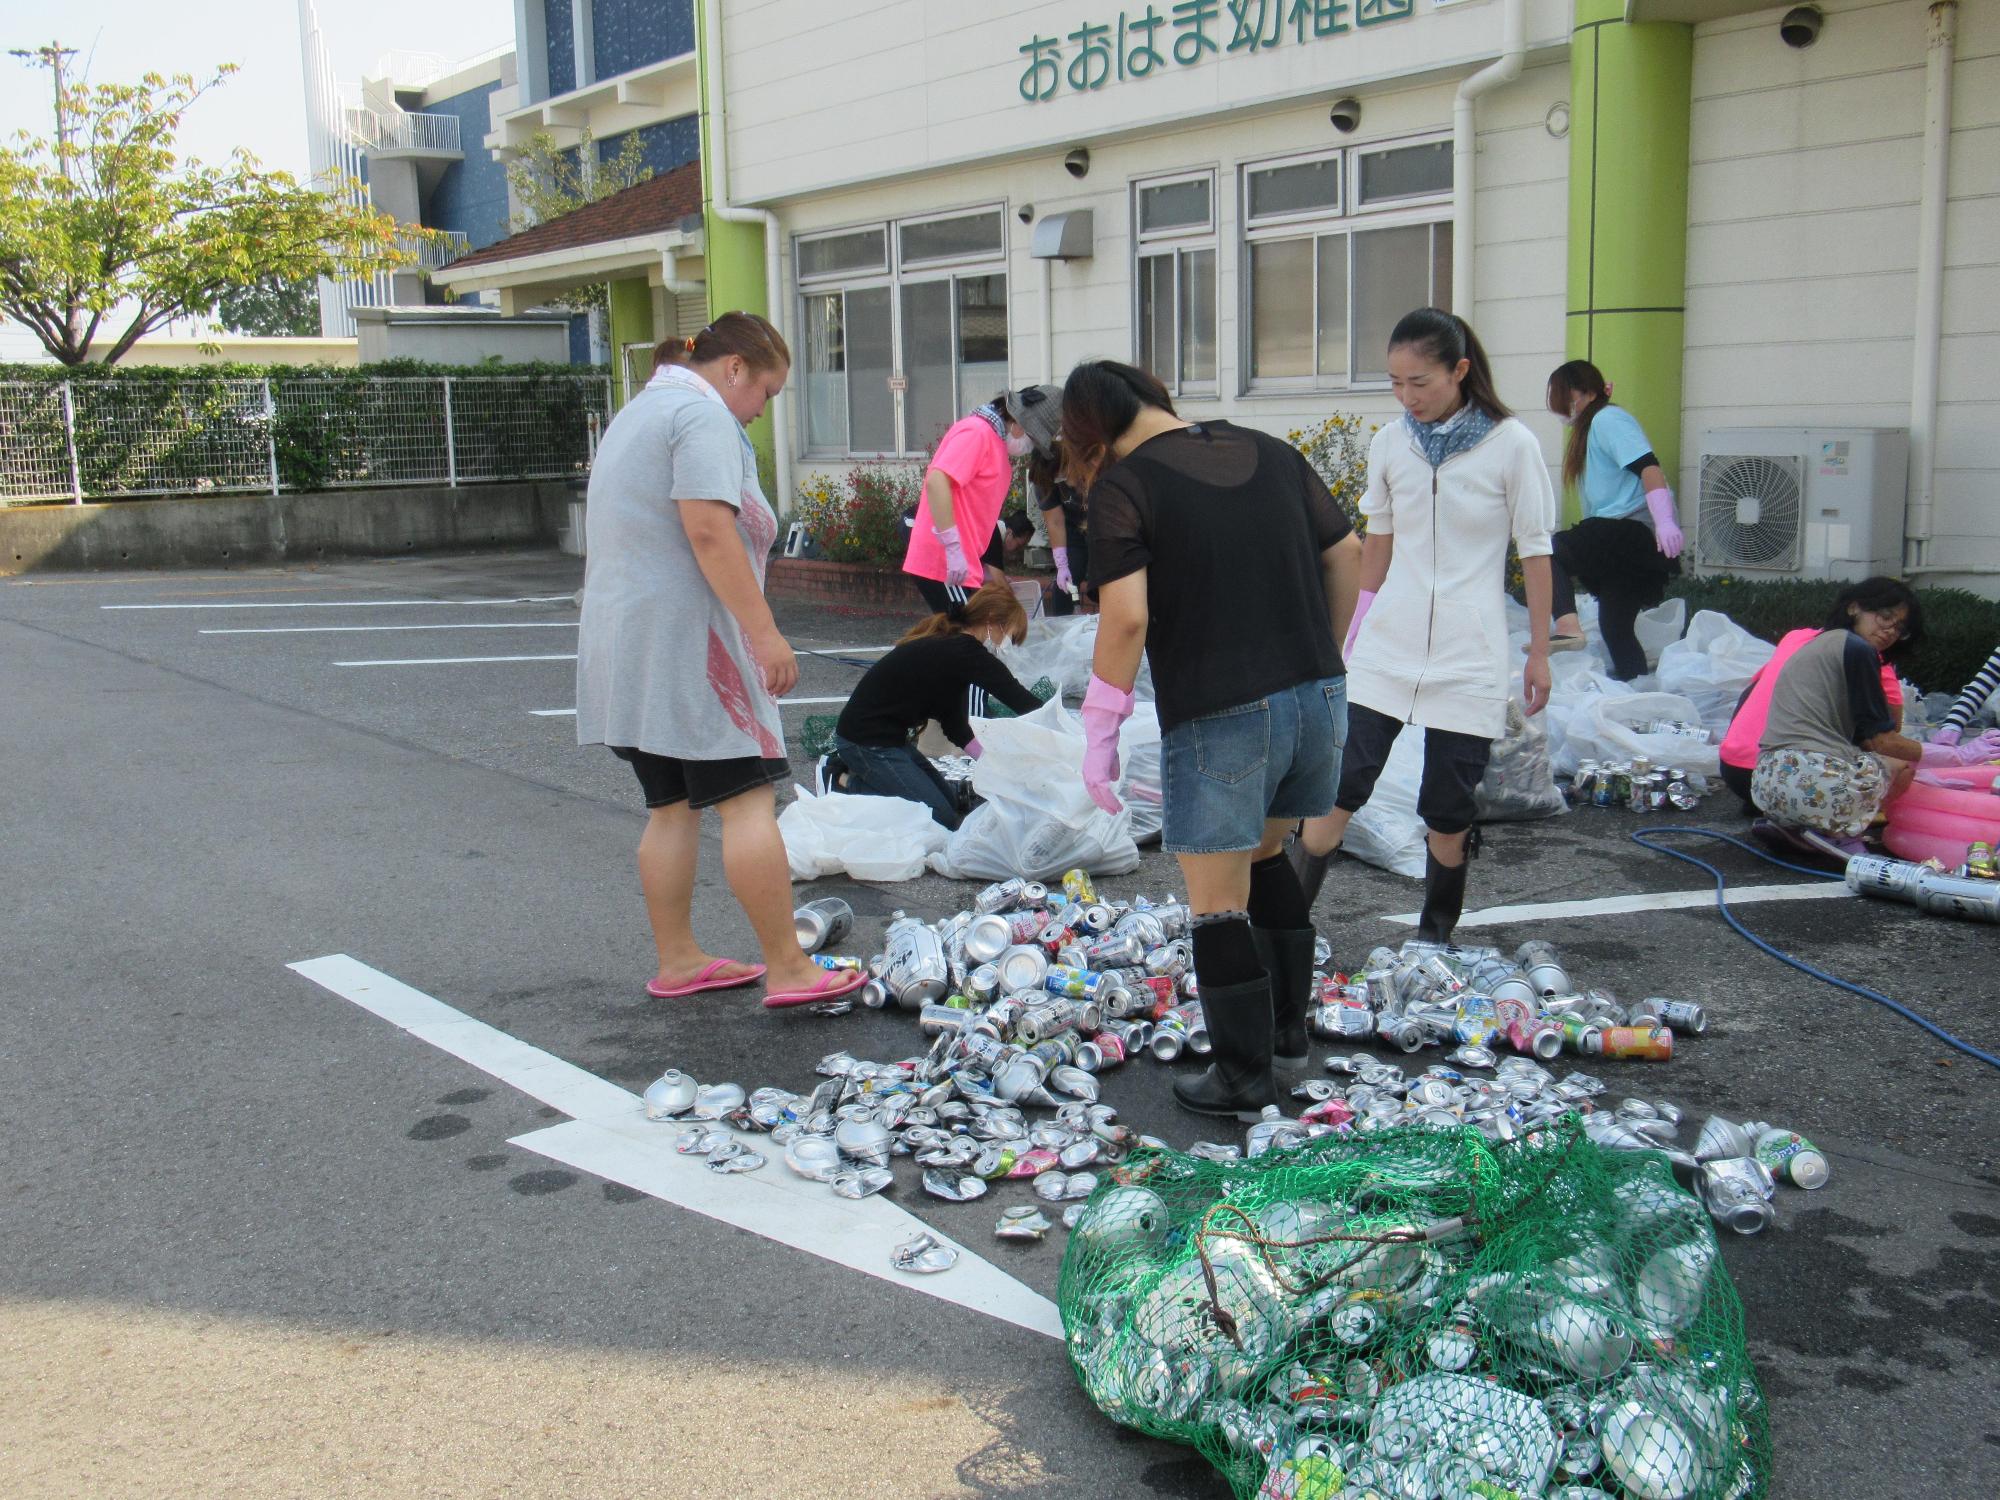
top-left (445, 160), bottom-right (704, 272)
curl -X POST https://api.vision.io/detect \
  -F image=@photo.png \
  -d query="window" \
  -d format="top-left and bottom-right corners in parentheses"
top-left (1240, 141), bottom-right (1454, 392)
top-left (1133, 171), bottom-right (1217, 395)
top-left (796, 208), bottom-right (1008, 456)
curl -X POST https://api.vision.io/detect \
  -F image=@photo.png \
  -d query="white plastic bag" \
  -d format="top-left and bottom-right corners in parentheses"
top-left (1341, 726), bottom-right (1429, 880)
top-left (779, 785), bottom-right (949, 883)
top-left (1475, 697), bottom-right (1568, 822)
top-left (996, 615), bottom-right (1156, 703)
top-left (930, 697), bottom-right (1141, 880)
top-left (1558, 690), bottom-right (1721, 778)
top-left (1633, 597), bottom-right (1688, 671)
top-left (1655, 609), bottom-right (1774, 737)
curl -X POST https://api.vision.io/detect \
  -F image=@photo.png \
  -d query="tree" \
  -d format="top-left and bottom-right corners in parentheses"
top-left (213, 276), bottom-right (321, 337)
top-left (503, 128), bottom-right (651, 311)
top-left (0, 54), bottom-right (422, 364)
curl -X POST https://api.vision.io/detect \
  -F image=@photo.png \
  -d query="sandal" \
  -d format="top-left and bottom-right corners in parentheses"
top-left (762, 967), bottom-right (867, 1010)
top-left (645, 958), bottom-right (767, 999)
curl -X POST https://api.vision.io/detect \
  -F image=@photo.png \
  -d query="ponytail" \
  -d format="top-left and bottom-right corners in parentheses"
top-left (1547, 359), bottom-right (1610, 490)
top-left (1386, 307), bottom-right (1511, 423)
top-left (898, 576), bottom-right (1029, 647)
top-left (651, 310), bottom-right (790, 376)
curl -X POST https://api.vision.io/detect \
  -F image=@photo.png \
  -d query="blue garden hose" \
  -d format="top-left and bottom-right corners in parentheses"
top-left (1630, 825), bottom-right (2000, 1071)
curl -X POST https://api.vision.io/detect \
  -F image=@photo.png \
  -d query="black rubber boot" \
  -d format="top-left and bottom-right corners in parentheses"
top-left (1416, 850), bottom-right (1470, 945)
top-left (1170, 975), bottom-right (1278, 1122)
top-left (1290, 843), bottom-right (1333, 911)
top-left (1253, 926), bottom-right (1316, 1072)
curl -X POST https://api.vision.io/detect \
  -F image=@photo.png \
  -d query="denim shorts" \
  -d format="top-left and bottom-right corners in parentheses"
top-left (1159, 677), bottom-right (1347, 854)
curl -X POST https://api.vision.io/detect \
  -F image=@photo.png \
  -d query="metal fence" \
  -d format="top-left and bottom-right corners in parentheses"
top-left (0, 374), bottom-right (614, 503)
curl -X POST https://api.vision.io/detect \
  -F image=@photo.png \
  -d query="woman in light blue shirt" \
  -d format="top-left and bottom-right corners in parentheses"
top-left (1544, 360), bottom-right (1684, 679)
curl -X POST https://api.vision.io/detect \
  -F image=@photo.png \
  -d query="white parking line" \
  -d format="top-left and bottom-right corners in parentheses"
top-left (1383, 880), bottom-right (1851, 928)
top-left (530, 709), bottom-right (578, 718)
top-left (287, 954), bottom-right (1061, 1340)
top-left (105, 595), bottom-right (576, 611)
top-left (201, 622), bottom-right (580, 635)
top-left (335, 653), bottom-right (579, 667)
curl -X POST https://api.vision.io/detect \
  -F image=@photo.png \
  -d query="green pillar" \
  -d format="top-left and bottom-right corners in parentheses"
top-left (695, 0), bottom-right (776, 499)
top-left (607, 277), bottom-right (655, 408)
top-left (1566, 1), bottom-right (1692, 524)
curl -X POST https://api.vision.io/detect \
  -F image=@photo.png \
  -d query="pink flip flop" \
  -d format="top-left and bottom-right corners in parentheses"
top-left (645, 959), bottom-right (767, 999)
top-left (762, 967), bottom-right (867, 1010)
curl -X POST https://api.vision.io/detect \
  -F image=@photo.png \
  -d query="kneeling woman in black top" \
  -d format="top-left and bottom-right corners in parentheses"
top-left (825, 577), bottom-right (1042, 829)
top-left (1066, 360), bottom-right (1362, 1121)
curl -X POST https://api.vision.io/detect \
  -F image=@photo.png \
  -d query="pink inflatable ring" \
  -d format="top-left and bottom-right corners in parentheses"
top-left (1883, 767), bottom-right (2000, 868)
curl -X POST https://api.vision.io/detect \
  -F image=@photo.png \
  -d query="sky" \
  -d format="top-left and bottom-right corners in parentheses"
top-left (0, 0), bottom-right (514, 180)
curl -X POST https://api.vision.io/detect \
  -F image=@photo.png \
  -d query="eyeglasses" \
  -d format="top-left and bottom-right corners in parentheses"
top-left (1861, 609), bottom-right (1911, 642)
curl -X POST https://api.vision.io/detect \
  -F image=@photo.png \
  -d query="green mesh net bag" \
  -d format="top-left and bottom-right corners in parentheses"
top-left (1056, 1116), bottom-right (1770, 1500)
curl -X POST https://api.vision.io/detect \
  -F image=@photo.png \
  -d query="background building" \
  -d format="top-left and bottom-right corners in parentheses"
top-left (695, 0), bottom-right (1996, 594)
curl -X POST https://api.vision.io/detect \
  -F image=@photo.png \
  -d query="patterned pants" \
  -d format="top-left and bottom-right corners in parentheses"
top-left (1750, 748), bottom-right (1891, 838)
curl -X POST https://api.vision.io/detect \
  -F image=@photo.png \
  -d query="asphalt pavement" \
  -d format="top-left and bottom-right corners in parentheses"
top-left (2, 548), bottom-right (1996, 1500)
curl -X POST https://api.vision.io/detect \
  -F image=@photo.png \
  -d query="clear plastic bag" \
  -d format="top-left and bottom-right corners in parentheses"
top-left (1474, 697), bottom-right (1569, 822)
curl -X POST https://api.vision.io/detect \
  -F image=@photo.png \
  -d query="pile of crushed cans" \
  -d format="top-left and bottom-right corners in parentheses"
top-left (637, 877), bottom-right (1828, 1272)
top-left (1565, 758), bottom-right (1704, 814)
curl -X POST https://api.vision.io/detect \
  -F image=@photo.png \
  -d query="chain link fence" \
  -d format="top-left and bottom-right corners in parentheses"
top-left (0, 373), bottom-right (613, 503)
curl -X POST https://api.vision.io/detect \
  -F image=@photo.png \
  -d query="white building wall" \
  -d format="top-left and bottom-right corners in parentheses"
top-left (1683, 0), bottom-right (2000, 584)
top-left (722, 0), bottom-right (1570, 486)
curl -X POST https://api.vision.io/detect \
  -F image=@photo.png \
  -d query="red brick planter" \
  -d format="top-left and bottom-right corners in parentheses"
top-left (764, 557), bottom-right (918, 610)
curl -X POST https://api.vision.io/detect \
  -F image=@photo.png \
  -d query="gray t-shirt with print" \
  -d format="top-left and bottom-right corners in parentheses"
top-left (575, 377), bottom-right (785, 763)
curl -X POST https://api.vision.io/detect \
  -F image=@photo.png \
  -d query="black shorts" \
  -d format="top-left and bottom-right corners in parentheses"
top-left (1334, 702), bottom-right (1492, 835)
top-left (611, 746), bottom-right (789, 810)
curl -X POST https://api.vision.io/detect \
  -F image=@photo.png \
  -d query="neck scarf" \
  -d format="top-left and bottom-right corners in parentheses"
top-left (973, 402), bottom-right (1007, 440)
top-left (1404, 402), bottom-right (1496, 469)
top-left (647, 362), bottom-right (726, 407)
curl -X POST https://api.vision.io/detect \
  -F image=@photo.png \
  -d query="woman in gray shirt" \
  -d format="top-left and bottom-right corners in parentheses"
top-left (576, 313), bottom-right (864, 1009)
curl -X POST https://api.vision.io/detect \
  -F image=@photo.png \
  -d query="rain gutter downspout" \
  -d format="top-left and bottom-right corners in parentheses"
top-left (702, 0), bottom-right (792, 512)
top-left (1905, 0), bottom-right (1957, 571)
top-left (1451, 0), bottom-right (1526, 316)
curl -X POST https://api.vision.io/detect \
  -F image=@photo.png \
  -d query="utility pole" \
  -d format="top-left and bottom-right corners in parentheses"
top-left (8, 41), bottom-right (80, 180)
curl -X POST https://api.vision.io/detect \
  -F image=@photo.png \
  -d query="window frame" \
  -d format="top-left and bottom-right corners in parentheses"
top-left (1131, 168), bottom-right (1219, 399)
top-left (1237, 135), bottom-right (1454, 397)
top-left (793, 204), bottom-right (1009, 459)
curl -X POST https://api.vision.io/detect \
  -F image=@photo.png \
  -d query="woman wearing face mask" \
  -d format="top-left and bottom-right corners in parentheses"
top-left (1750, 577), bottom-right (1985, 857)
top-left (903, 386), bottom-right (1063, 615)
top-left (1291, 309), bottom-right (1557, 945)
top-left (576, 313), bottom-right (864, 1011)
top-left (820, 577), bottom-right (1042, 830)
top-left (1540, 360), bottom-right (1683, 680)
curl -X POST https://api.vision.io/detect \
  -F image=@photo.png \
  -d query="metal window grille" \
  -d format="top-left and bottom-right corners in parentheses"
top-left (0, 374), bottom-right (614, 502)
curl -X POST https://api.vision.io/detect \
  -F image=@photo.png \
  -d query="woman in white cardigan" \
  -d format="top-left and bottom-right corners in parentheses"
top-left (1293, 309), bottom-right (1558, 943)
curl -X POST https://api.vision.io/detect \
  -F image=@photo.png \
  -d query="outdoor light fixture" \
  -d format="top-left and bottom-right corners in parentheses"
top-left (1779, 5), bottom-right (1822, 47)
top-left (1018, 203), bottom-right (1036, 224)
top-left (1063, 148), bottom-right (1090, 179)
top-left (1329, 97), bottom-right (1362, 134)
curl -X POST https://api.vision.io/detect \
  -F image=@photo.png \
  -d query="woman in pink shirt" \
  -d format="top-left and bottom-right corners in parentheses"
top-left (903, 386), bottom-right (1061, 614)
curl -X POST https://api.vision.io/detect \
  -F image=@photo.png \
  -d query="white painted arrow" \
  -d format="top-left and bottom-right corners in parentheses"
top-left (287, 954), bottom-right (1061, 1340)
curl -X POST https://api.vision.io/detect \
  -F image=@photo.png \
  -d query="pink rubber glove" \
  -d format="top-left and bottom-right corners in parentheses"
top-left (1921, 728), bottom-right (2000, 766)
top-left (936, 525), bottom-right (968, 586)
top-left (966, 738), bottom-right (983, 760)
top-left (1931, 725), bottom-right (1962, 747)
top-left (1080, 673), bottom-right (1135, 815)
top-left (1342, 589), bottom-right (1377, 661)
top-left (1646, 488), bottom-right (1685, 560)
top-left (1052, 546), bottom-right (1074, 594)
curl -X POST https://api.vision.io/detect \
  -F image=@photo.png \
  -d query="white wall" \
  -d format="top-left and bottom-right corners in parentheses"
top-left (758, 59), bottom-right (1570, 486)
top-left (1683, 0), bottom-right (2000, 585)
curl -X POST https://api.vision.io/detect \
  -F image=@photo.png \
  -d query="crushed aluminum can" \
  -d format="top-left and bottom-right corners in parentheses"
top-left (708, 1150), bottom-right (766, 1173)
top-left (922, 1168), bottom-right (989, 1202)
top-left (783, 1134), bottom-right (841, 1181)
top-left (1448, 1045), bottom-right (1497, 1070)
top-left (891, 1231), bottom-right (959, 1275)
top-left (1008, 1147), bottom-right (1060, 1178)
top-left (673, 1125), bottom-right (713, 1155)
top-left (996, 943), bottom-right (1049, 992)
top-left (688, 1082), bottom-right (746, 1120)
top-left (995, 1205), bottom-right (1053, 1241)
top-left (1700, 1156), bottom-right (1776, 1234)
top-left (830, 1166), bottom-right (894, 1198)
top-left (963, 912), bottom-right (1014, 964)
top-left (1033, 1170), bottom-right (1072, 1202)
top-left (642, 1069), bottom-right (699, 1120)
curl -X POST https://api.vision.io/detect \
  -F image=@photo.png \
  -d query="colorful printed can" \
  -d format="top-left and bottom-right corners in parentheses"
top-left (1084, 932), bottom-right (1144, 968)
top-left (965, 963), bottom-right (1000, 1003)
top-left (1753, 1126), bottom-right (1829, 1189)
top-left (1595, 1025), bottom-right (1674, 1061)
top-left (1506, 1016), bottom-right (1564, 1061)
top-left (1061, 868), bottom-right (1098, 904)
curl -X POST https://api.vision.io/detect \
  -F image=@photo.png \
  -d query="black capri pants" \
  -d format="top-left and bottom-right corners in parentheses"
top-left (1334, 702), bottom-right (1492, 835)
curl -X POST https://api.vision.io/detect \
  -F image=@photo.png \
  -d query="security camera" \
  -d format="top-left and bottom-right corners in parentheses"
top-left (1017, 203), bottom-right (1035, 224)
top-left (1063, 148), bottom-right (1090, 179)
top-left (1779, 5), bottom-right (1821, 48)
top-left (1329, 97), bottom-right (1362, 134)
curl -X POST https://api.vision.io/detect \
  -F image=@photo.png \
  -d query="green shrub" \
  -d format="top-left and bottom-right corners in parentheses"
top-left (1668, 575), bottom-right (2000, 699)
top-left (793, 464), bottom-right (924, 565)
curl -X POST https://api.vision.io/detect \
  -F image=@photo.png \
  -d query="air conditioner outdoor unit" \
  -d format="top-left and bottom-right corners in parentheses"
top-left (1694, 428), bottom-right (1908, 581)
